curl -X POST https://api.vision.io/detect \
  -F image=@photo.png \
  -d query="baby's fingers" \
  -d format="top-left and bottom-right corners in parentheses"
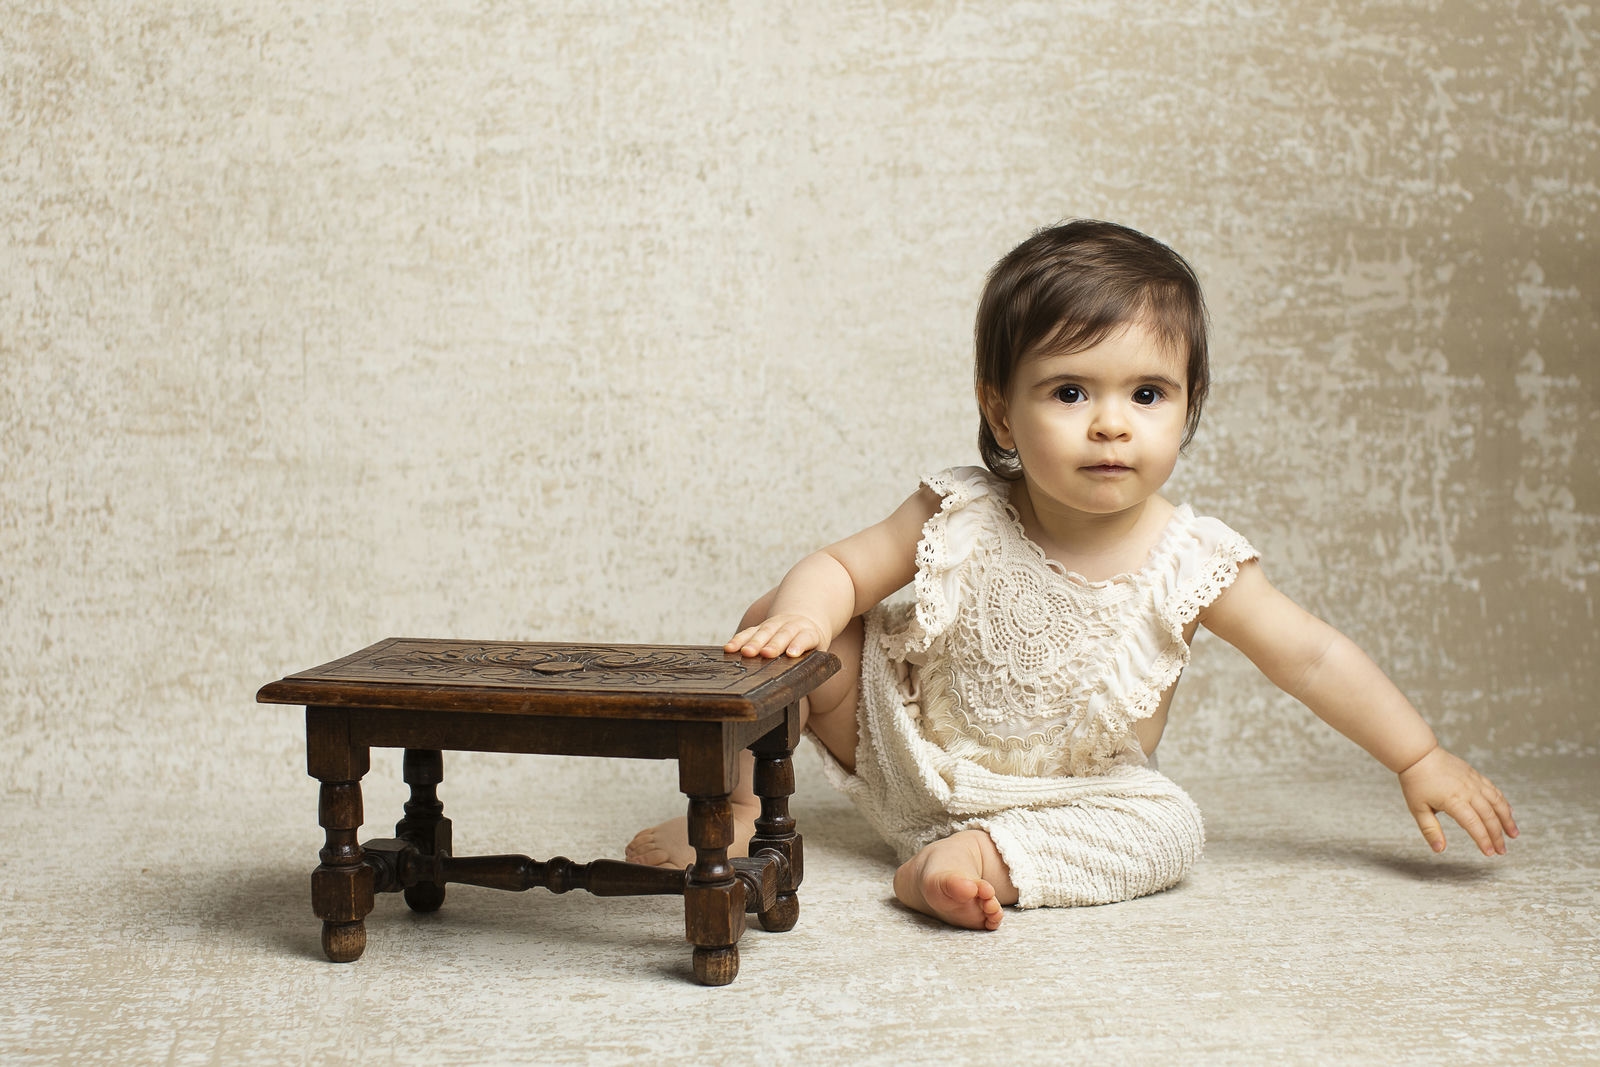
top-left (1493, 791), bottom-right (1519, 841)
top-left (723, 620), bottom-right (777, 655)
top-left (1452, 778), bottom-right (1515, 856)
top-left (1413, 792), bottom-right (1511, 857)
top-left (771, 620), bottom-right (823, 657)
top-left (1470, 788), bottom-right (1515, 855)
top-left (724, 626), bottom-right (765, 654)
top-left (1410, 804), bottom-right (1448, 854)
top-left (724, 623), bottom-right (785, 657)
top-left (725, 617), bottom-right (819, 658)
top-left (1452, 800), bottom-right (1501, 857)
top-left (1400, 749), bottom-right (1517, 858)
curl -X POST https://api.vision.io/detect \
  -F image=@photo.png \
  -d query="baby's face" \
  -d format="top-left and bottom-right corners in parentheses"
top-left (984, 320), bottom-right (1188, 518)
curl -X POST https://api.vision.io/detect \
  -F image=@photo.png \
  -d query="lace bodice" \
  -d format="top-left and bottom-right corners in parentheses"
top-left (876, 466), bottom-right (1257, 778)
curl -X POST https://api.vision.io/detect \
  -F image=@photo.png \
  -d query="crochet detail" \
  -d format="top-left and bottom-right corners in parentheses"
top-left (880, 466), bottom-right (1258, 779)
top-left (892, 468), bottom-right (986, 657)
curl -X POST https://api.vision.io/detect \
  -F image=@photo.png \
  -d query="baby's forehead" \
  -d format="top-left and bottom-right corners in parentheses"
top-left (1024, 319), bottom-right (1189, 374)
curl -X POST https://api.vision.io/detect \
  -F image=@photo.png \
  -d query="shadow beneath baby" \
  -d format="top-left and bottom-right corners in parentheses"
top-left (1354, 849), bottom-right (1505, 885)
top-left (1207, 830), bottom-right (1503, 886)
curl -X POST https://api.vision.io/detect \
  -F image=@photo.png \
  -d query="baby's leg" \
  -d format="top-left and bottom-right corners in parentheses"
top-left (892, 829), bottom-right (1018, 931)
top-left (624, 592), bottom-right (863, 867)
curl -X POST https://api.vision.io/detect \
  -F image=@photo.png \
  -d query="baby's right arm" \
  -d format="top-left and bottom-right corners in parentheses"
top-left (725, 487), bottom-right (941, 658)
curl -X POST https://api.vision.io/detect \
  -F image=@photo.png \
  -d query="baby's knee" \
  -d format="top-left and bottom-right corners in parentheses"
top-left (981, 795), bottom-right (1205, 908)
top-left (807, 617), bottom-right (865, 716)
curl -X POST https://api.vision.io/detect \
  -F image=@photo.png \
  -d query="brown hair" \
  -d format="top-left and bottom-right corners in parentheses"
top-left (974, 219), bottom-right (1210, 478)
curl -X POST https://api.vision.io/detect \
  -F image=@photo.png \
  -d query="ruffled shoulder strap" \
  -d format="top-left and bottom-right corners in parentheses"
top-left (1153, 507), bottom-right (1259, 633)
top-left (883, 465), bottom-right (1011, 657)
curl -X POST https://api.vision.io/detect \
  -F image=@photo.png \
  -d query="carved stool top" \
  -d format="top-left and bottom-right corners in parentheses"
top-left (257, 638), bottom-right (838, 721)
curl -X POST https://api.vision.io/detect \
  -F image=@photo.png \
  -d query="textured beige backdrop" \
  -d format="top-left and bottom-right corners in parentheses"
top-left (3, 1), bottom-right (1596, 802)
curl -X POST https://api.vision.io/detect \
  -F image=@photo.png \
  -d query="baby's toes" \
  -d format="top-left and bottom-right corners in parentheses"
top-left (624, 832), bottom-right (661, 864)
top-left (975, 881), bottom-right (1003, 929)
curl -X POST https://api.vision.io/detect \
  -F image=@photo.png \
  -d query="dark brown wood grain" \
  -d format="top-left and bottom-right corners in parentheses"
top-left (258, 638), bottom-right (836, 721)
top-left (260, 639), bottom-right (838, 987)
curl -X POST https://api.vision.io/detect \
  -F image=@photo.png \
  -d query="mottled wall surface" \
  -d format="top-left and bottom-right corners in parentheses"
top-left (3, 1), bottom-right (1595, 797)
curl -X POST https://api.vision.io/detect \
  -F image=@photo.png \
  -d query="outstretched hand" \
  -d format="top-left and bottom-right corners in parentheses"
top-left (1398, 746), bottom-right (1519, 856)
top-left (725, 612), bottom-right (828, 659)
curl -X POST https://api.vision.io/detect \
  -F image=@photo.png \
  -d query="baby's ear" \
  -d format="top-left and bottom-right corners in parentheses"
top-left (976, 384), bottom-right (1014, 449)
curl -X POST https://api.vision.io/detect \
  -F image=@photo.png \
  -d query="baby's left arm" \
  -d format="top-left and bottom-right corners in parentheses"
top-left (1200, 560), bottom-right (1518, 857)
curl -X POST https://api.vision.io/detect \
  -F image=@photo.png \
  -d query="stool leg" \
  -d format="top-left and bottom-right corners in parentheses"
top-left (750, 715), bottom-right (802, 933)
top-left (307, 707), bottom-right (373, 963)
top-left (312, 780), bottom-right (374, 962)
top-left (684, 795), bottom-right (746, 986)
top-left (395, 748), bottom-right (451, 913)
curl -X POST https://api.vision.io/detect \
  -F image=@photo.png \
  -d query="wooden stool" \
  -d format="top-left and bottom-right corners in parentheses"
top-left (257, 637), bottom-right (838, 986)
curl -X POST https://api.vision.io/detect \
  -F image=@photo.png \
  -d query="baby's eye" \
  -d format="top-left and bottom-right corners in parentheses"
top-left (1132, 386), bottom-right (1163, 406)
top-left (1053, 385), bottom-right (1085, 404)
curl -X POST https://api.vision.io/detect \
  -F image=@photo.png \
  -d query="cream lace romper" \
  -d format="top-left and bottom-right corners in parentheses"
top-left (816, 466), bottom-right (1259, 907)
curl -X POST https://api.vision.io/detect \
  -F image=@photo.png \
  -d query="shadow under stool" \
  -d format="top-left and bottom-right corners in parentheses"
top-left (257, 637), bottom-right (839, 986)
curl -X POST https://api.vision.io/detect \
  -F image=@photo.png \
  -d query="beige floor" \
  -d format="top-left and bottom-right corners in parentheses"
top-left (5, 748), bottom-right (1595, 1065)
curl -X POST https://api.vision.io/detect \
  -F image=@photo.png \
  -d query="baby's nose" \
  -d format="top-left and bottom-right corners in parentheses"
top-left (1089, 404), bottom-right (1132, 438)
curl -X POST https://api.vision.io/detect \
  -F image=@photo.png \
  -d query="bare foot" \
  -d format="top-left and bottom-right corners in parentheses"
top-left (892, 830), bottom-right (1014, 930)
top-left (625, 804), bottom-right (760, 868)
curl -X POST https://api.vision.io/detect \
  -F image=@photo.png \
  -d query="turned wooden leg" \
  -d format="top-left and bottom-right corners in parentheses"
top-left (306, 707), bottom-right (373, 963)
top-left (312, 780), bottom-right (374, 962)
top-left (750, 712), bottom-right (803, 933)
top-left (684, 794), bottom-right (746, 986)
top-left (395, 748), bottom-right (451, 913)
